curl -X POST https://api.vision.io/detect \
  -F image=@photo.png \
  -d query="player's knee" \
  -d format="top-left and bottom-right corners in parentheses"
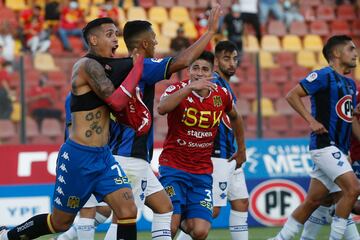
top-left (345, 184), bottom-right (360, 199)
top-left (116, 201), bottom-right (137, 219)
top-left (52, 220), bottom-right (73, 233)
top-left (190, 227), bottom-right (209, 240)
top-left (303, 197), bottom-right (322, 209)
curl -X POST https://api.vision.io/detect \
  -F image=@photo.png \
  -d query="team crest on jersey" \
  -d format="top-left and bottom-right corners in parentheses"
top-left (335, 95), bottom-right (353, 123)
top-left (151, 58), bottom-right (163, 63)
top-left (219, 181), bottom-right (227, 191)
top-left (306, 72), bottom-right (318, 82)
top-left (332, 151), bottom-right (341, 159)
top-left (67, 196), bottom-right (80, 209)
top-left (213, 96), bottom-right (223, 107)
top-left (165, 186), bottom-right (176, 197)
top-left (141, 180), bottom-right (147, 191)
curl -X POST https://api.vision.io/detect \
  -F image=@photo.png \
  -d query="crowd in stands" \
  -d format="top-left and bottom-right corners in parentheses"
top-left (0, 0), bottom-right (359, 144)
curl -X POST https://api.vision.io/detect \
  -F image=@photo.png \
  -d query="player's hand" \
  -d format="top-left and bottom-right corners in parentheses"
top-left (207, 4), bottom-right (221, 34)
top-left (228, 148), bottom-right (246, 169)
top-left (309, 119), bottom-right (328, 134)
top-left (189, 77), bottom-right (217, 91)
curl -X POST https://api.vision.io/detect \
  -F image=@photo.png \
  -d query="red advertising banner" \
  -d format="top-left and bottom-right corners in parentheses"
top-left (0, 145), bottom-right (60, 185)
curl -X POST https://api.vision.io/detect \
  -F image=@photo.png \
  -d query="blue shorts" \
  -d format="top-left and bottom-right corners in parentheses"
top-left (53, 139), bottom-right (131, 213)
top-left (159, 166), bottom-right (213, 223)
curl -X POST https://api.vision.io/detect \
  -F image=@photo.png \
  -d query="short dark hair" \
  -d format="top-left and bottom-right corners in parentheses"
top-left (194, 51), bottom-right (215, 67)
top-left (123, 20), bottom-right (152, 50)
top-left (82, 17), bottom-right (115, 44)
top-left (322, 35), bottom-right (353, 62)
top-left (215, 40), bottom-right (239, 55)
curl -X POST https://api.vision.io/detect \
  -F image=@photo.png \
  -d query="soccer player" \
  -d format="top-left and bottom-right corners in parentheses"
top-left (177, 40), bottom-right (249, 240)
top-left (104, 6), bottom-right (222, 240)
top-left (0, 18), bottom-right (143, 240)
top-left (268, 35), bottom-right (360, 240)
top-left (300, 88), bottom-right (360, 240)
top-left (157, 51), bottom-right (246, 239)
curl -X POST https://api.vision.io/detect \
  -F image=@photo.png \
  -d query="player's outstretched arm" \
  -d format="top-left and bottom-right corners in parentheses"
top-left (84, 55), bottom-right (144, 112)
top-left (286, 84), bottom-right (328, 134)
top-left (167, 5), bottom-right (221, 75)
top-left (227, 105), bottom-right (246, 169)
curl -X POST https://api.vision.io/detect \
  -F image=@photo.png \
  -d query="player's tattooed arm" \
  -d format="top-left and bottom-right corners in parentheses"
top-left (83, 58), bottom-right (115, 99)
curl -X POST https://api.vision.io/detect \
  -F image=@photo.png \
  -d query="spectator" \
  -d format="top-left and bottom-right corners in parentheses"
top-left (195, 13), bottom-right (213, 51)
top-left (259, 0), bottom-right (284, 24)
top-left (45, 0), bottom-right (61, 21)
top-left (20, 5), bottom-right (51, 54)
top-left (98, 0), bottom-right (121, 27)
top-left (283, 0), bottom-right (304, 28)
top-left (223, 4), bottom-right (245, 57)
top-left (0, 61), bottom-right (13, 119)
top-left (0, 21), bottom-right (15, 66)
top-left (57, 0), bottom-right (87, 52)
top-left (237, 0), bottom-right (262, 42)
top-left (27, 75), bottom-right (62, 128)
top-left (170, 27), bottom-right (190, 80)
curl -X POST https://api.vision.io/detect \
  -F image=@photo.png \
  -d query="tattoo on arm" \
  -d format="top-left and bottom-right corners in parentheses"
top-left (84, 59), bottom-right (115, 99)
top-left (123, 192), bottom-right (134, 201)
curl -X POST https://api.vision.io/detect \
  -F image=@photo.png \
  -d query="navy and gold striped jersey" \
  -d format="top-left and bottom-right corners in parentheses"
top-left (211, 72), bottom-right (237, 159)
top-left (109, 57), bottom-right (172, 162)
top-left (300, 66), bottom-right (357, 154)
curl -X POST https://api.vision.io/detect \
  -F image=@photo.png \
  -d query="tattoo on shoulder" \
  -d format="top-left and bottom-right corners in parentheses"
top-left (84, 58), bottom-right (114, 98)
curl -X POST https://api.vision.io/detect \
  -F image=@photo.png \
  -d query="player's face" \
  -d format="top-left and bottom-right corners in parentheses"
top-left (95, 23), bottom-right (120, 58)
top-left (143, 29), bottom-right (157, 58)
top-left (216, 50), bottom-right (238, 78)
top-left (189, 59), bottom-right (213, 81)
top-left (340, 41), bottom-right (358, 68)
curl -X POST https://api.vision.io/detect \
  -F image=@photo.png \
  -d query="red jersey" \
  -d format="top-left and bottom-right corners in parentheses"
top-left (159, 79), bottom-right (233, 174)
top-left (351, 89), bottom-right (360, 161)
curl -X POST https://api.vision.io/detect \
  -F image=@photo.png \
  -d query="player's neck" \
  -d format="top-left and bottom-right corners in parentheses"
top-left (218, 71), bottom-right (230, 82)
top-left (330, 63), bottom-right (351, 75)
top-left (195, 89), bottom-right (210, 97)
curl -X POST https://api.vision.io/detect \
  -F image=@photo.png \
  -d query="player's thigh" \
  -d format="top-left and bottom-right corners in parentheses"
top-left (335, 171), bottom-right (360, 194)
top-left (145, 189), bottom-right (173, 214)
top-left (212, 157), bottom-right (235, 207)
top-left (103, 187), bottom-right (137, 219)
top-left (51, 207), bottom-right (77, 231)
top-left (306, 178), bottom-right (330, 204)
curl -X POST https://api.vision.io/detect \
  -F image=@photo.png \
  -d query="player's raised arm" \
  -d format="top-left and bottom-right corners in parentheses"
top-left (83, 55), bottom-right (144, 112)
top-left (167, 5), bottom-right (221, 74)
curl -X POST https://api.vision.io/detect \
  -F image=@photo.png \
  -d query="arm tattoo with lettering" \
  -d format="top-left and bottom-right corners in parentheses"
top-left (84, 59), bottom-right (115, 99)
top-left (122, 192), bottom-right (134, 201)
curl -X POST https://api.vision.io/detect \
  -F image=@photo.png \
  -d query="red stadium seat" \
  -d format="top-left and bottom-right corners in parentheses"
top-left (275, 98), bottom-right (296, 115)
top-left (300, 6), bottom-right (316, 21)
top-left (235, 99), bottom-right (251, 117)
top-left (268, 20), bottom-right (287, 37)
top-left (156, 0), bottom-right (175, 8)
top-left (0, 120), bottom-right (17, 143)
top-left (41, 118), bottom-right (63, 139)
top-left (197, 0), bottom-right (211, 8)
top-left (176, 0), bottom-right (196, 9)
top-left (139, 0), bottom-right (155, 8)
top-left (290, 115), bottom-right (310, 135)
top-left (26, 117), bottom-right (40, 140)
top-left (268, 67), bottom-right (289, 84)
top-left (289, 21), bottom-right (308, 36)
top-left (275, 52), bottom-right (296, 68)
top-left (238, 83), bottom-right (257, 100)
top-left (352, 20), bottom-right (360, 36)
top-left (282, 82), bottom-right (297, 96)
top-left (316, 6), bottom-right (335, 21)
top-left (262, 83), bottom-right (282, 100)
top-left (300, 0), bottom-right (322, 7)
top-left (266, 115), bottom-right (289, 132)
top-left (330, 20), bottom-right (350, 35)
top-left (309, 20), bottom-right (329, 36)
top-left (290, 66), bottom-right (309, 82)
top-left (245, 114), bottom-right (257, 131)
top-left (337, 4), bottom-right (356, 20)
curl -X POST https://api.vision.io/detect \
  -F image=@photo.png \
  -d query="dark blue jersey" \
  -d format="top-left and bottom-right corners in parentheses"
top-left (300, 66), bottom-right (357, 154)
top-left (109, 57), bottom-right (172, 161)
top-left (64, 92), bottom-right (71, 141)
top-left (211, 72), bottom-right (237, 159)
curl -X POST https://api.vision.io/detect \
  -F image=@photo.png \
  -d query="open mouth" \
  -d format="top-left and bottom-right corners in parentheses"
top-left (111, 45), bottom-right (118, 56)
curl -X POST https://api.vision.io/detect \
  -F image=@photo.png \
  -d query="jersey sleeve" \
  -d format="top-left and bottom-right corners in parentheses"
top-left (299, 70), bottom-right (329, 95)
top-left (159, 83), bottom-right (181, 101)
top-left (141, 57), bottom-right (172, 85)
top-left (222, 86), bottom-right (233, 113)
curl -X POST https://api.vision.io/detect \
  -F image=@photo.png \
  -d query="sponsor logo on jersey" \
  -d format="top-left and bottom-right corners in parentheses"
top-left (249, 179), bottom-right (306, 226)
top-left (213, 96), bottom-right (223, 107)
top-left (176, 139), bottom-right (187, 146)
top-left (182, 107), bottom-right (222, 128)
top-left (67, 196), bottom-right (80, 209)
top-left (306, 72), bottom-right (318, 82)
top-left (187, 130), bottom-right (213, 138)
top-left (335, 95), bottom-right (353, 122)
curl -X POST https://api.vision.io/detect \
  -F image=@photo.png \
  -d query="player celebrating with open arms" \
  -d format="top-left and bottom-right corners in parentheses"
top-left (157, 51), bottom-right (246, 240)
